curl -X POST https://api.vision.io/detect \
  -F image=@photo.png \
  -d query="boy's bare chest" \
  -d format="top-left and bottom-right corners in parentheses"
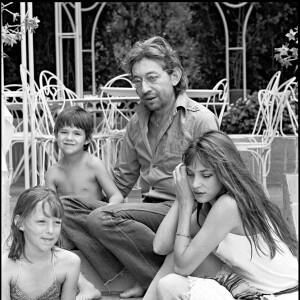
top-left (56, 166), bottom-right (101, 198)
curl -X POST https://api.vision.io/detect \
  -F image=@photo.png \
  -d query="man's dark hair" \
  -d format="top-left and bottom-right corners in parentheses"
top-left (122, 36), bottom-right (188, 97)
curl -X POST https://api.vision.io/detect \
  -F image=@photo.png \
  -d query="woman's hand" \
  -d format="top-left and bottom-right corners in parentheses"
top-left (173, 163), bottom-right (194, 211)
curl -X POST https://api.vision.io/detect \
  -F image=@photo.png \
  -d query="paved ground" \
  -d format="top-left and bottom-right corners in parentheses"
top-left (6, 178), bottom-right (288, 300)
top-left (92, 293), bottom-right (143, 300)
top-left (4, 136), bottom-right (297, 300)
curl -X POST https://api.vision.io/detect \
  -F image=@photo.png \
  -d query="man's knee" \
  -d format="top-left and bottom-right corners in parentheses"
top-left (86, 207), bottom-right (112, 232)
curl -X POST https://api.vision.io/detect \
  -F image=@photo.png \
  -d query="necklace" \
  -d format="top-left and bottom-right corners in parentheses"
top-left (150, 115), bottom-right (166, 128)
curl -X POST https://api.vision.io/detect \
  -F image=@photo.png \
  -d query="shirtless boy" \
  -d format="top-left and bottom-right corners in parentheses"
top-left (45, 105), bottom-right (124, 300)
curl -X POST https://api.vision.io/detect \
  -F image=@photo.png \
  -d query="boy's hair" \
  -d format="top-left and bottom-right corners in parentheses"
top-left (6, 186), bottom-right (64, 262)
top-left (183, 130), bottom-right (298, 258)
top-left (54, 105), bottom-right (94, 151)
top-left (122, 36), bottom-right (188, 97)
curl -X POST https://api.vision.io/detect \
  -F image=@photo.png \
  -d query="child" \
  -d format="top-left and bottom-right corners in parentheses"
top-left (2, 186), bottom-right (81, 300)
top-left (143, 130), bottom-right (298, 300)
top-left (46, 105), bottom-right (123, 205)
top-left (45, 105), bottom-right (123, 299)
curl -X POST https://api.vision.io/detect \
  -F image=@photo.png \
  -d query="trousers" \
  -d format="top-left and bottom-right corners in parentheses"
top-left (60, 196), bottom-right (124, 282)
top-left (61, 196), bottom-right (173, 287)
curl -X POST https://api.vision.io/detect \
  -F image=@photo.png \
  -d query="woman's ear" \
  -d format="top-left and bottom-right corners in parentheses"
top-left (14, 215), bottom-right (24, 231)
top-left (171, 67), bottom-right (182, 86)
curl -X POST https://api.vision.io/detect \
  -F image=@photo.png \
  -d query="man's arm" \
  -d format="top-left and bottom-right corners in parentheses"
top-left (113, 123), bottom-right (141, 198)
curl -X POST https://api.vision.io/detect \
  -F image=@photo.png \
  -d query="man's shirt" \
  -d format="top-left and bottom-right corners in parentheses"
top-left (113, 92), bottom-right (219, 200)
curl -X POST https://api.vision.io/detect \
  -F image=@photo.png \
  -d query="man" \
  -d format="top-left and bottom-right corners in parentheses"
top-left (85, 36), bottom-right (219, 298)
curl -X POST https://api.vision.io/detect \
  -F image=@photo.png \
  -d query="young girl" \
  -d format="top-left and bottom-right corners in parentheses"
top-left (143, 130), bottom-right (298, 300)
top-left (2, 186), bottom-right (81, 300)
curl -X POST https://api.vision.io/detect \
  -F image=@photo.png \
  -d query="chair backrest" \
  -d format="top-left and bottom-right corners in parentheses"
top-left (20, 65), bottom-right (56, 137)
top-left (39, 69), bottom-right (80, 107)
top-left (38, 83), bottom-right (79, 118)
top-left (276, 77), bottom-right (298, 136)
top-left (3, 84), bottom-right (24, 130)
top-left (99, 74), bottom-right (135, 133)
top-left (20, 65), bottom-right (42, 131)
top-left (256, 82), bottom-right (295, 145)
top-left (205, 78), bottom-right (229, 127)
top-left (266, 71), bottom-right (281, 91)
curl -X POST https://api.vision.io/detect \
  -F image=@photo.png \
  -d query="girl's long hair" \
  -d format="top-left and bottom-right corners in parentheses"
top-left (5, 186), bottom-right (64, 261)
top-left (183, 130), bottom-right (298, 258)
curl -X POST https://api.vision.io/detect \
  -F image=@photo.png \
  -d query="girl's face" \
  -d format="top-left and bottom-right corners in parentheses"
top-left (186, 158), bottom-right (223, 204)
top-left (19, 201), bottom-right (62, 252)
top-left (56, 125), bottom-right (89, 155)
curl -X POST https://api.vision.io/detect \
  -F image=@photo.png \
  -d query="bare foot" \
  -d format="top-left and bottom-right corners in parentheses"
top-left (76, 273), bottom-right (102, 300)
top-left (119, 281), bottom-right (145, 298)
top-left (76, 287), bottom-right (101, 300)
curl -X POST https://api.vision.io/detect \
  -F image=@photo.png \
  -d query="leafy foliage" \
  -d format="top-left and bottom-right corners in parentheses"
top-left (2, 2), bottom-right (298, 134)
top-left (1, 2), bottom-right (39, 58)
top-left (221, 93), bottom-right (260, 134)
top-left (221, 91), bottom-right (298, 135)
top-left (274, 26), bottom-right (298, 71)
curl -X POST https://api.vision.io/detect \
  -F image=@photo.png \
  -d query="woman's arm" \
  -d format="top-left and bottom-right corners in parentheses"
top-left (60, 252), bottom-right (81, 300)
top-left (154, 163), bottom-right (201, 255)
top-left (174, 194), bottom-right (241, 276)
top-left (153, 199), bottom-right (179, 255)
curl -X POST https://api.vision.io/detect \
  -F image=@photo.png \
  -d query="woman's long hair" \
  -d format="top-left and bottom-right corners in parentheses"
top-left (183, 130), bottom-right (298, 258)
top-left (5, 186), bottom-right (64, 261)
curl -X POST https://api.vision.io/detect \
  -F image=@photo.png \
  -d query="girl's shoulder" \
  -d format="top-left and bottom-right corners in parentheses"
top-left (2, 251), bottom-right (20, 280)
top-left (208, 193), bottom-right (241, 223)
top-left (52, 248), bottom-right (80, 283)
top-left (54, 247), bottom-right (80, 265)
top-left (214, 193), bottom-right (239, 212)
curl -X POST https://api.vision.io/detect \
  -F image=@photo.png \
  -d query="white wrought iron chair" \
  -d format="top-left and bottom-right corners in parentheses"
top-left (20, 65), bottom-right (83, 185)
top-left (277, 79), bottom-right (298, 174)
top-left (205, 78), bottom-right (229, 127)
top-left (20, 65), bottom-right (57, 185)
top-left (278, 79), bottom-right (298, 137)
top-left (92, 74), bottom-right (136, 177)
top-left (3, 84), bottom-right (27, 183)
top-left (229, 76), bottom-right (296, 195)
top-left (266, 70), bottom-right (281, 91)
top-left (39, 70), bottom-right (81, 115)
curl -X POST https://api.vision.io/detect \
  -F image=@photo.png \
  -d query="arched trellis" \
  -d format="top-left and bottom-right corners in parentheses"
top-left (2, 2), bottom-right (256, 192)
top-left (215, 2), bottom-right (254, 102)
top-left (1, 2), bottom-right (35, 189)
top-left (55, 2), bottom-right (253, 100)
top-left (55, 2), bottom-right (107, 97)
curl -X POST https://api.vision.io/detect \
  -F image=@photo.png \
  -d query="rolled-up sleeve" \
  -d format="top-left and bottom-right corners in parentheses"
top-left (113, 120), bottom-right (141, 198)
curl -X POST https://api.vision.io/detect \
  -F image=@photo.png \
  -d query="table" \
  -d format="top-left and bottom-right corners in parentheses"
top-left (100, 87), bottom-right (222, 99)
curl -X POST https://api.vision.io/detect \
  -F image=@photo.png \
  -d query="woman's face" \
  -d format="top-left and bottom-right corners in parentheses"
top-left (186, 158), bottom-right (223, 204)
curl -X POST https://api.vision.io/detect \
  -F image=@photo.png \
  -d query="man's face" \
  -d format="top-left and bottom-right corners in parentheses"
top-left (132, 58), bottom-right (177, 112)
